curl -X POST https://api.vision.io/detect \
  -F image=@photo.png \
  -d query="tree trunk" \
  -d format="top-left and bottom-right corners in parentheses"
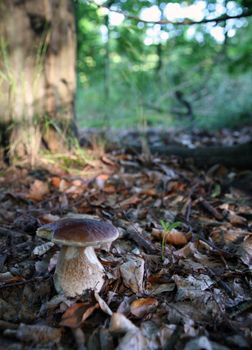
top-left (0, 0), bottom-right (76, 164)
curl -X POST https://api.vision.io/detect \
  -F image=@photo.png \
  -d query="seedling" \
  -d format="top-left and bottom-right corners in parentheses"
top-left (160, 220), bottom-right (182, 260)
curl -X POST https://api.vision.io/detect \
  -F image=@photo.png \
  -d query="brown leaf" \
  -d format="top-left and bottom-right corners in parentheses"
top-left (167, 181), bottom-right (186, 193)
top-left (27, 180), bottom-right (49, 201)
top-left (152, 228), bottom-right (189, 246)
top-left (60, 303), bottom-right (99, 328)
top-left (140, 188), bottom-right (157, 196)
top-left (173, 242), bottom-right (198, 258)
top-left (227, 211), bottom-right (247, 225)
top-left (165, 229), bottom-right (190, 245)
top-left (210, 227), bottom-right (247, 246)
top-left (51, 176), bottom-right (61, 188)
top-left (119, 195), bottom-right (141, 208)
top-left (0, 272), bottom-right (25, 284)
top-left (237, 235), bottom-right (252, 267)
top-left (130, 298), bottom-right (158, 318)
top-left (103, 184), bottom-right (117, 193)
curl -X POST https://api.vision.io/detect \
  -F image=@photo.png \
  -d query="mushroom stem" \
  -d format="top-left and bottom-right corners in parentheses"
top-left (54, 246), bottom-right (104, 297)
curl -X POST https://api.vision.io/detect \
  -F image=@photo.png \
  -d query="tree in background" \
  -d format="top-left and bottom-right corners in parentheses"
top-left (0, 0), bottom-right (251, 165)
top-left (0, 0), bottom-right (76, 164)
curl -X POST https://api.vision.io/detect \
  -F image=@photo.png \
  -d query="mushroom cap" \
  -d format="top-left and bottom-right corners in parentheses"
top-left (37, 218), bottom-right (119, 247)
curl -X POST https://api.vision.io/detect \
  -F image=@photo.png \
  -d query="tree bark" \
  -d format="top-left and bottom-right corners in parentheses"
top-left (0, 0), bottom-right (76, 164)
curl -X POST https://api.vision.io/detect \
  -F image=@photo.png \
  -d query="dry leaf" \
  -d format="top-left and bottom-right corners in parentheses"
top-left (119, 195), bottom-right (141, 208)
top-left (94, 292), bottom-right (112, 316)
top-left (116, 330), bottom-right (146, 350)
top-left (28, 180), bottom-right (49, 201)
top-left (173, 242), bottom-right (198, 258)
top-left (109, 312), bottom-right (138, 334)
top-left (0, 272), bottom-right (25, 284)
top-left (147, 283), bottom-right (175, 296)
top-left (173, 274), bottom-right (215, 301)
top-left (152, 228), bottom-right (189, 246)
top-left (237, 235), bottom-right (252, 267)
top-left (130, 298), bottom-right (158, 318)
top-left (227, 211), bottom-right (247, 225)
top-left (51, 176), bottom-right (61, 188)
top-left (210, 227), bottom-right (247, 246)
top-left (120, 256), bottom-right (145, 293)
top-left (60, 302), bottom-right (99, 328)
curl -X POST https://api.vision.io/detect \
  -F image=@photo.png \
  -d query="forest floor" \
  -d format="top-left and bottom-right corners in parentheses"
top-left (0, 127), bottom-right (252, 350)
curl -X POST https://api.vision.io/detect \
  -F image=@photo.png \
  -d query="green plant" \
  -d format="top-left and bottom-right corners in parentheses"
top-left (160, 220), bottom-right (182, 261)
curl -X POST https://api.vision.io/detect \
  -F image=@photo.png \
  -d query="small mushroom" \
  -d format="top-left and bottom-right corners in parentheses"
top-left (36, 218), bottom-right (119, 297)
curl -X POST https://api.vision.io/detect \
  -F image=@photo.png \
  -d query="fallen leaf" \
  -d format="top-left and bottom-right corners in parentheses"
top-left (237, 235), bottom-right (252, 268)
top-left (173, 274), bottom-right (215, 301)
top-left (130, 297), bottom-right (158, 318)
top-left (0, 272), bottom-right (25, 284)
top-left (51, 176), bottom-right (61, 188)
top-left (117, 330), bottom-right (146, 350)
top-left (119, 195), bottom-right (141, 208)
top-left (60, 302), bottom-right (99, 328)
top-left (120, 256), bottom-right (145, 293)
top-left (173, 242), bottom-right (198, 258)
top-left (152, 228), bottom-right (189, 246)
top-left (27, 180), bottom-right (49, 201)
top-left (94, 292), bottom-right (112, 316)
top-left (147, 283), bottom-right (175, 296)
top-left (227, 211), bottom-right (247, 225)
top-left (109, 312), bottom-right (138, 334)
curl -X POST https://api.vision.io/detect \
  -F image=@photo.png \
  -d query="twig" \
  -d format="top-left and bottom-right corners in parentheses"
top-left (198, 198), bottom-right (223, 221)
top-left (127, 225), bottom-right (157, 254)
top-left (0, 227), bottom-right (30, 238)
top-left (0, 320), bottom-right (19, 330)
top-left (0, 275), bottom-right (51, 289)
top-left (88, 1), bottom-right (252, 26)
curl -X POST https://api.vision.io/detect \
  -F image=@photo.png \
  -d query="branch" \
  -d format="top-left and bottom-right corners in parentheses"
top-left (89, 1), bottom-right (252, 26)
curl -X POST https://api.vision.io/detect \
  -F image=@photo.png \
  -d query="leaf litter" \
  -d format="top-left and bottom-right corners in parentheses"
top-left (0, 127), bottom-right (252, 349)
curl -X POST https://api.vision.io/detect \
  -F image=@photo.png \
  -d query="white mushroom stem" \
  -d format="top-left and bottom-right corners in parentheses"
top-left (54, 245), bottom-right (104, 297)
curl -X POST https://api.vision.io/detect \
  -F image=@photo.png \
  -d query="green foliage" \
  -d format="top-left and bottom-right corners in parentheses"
top-left (75, 0), bottom-right (252, 130)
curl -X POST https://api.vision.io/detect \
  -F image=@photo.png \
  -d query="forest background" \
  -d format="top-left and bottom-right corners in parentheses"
top-left (75, 0), bottom-right (252, 130)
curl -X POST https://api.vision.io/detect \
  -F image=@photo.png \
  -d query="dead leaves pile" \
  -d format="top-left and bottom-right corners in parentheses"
top-left (0, 130), bottom-right (252, 350)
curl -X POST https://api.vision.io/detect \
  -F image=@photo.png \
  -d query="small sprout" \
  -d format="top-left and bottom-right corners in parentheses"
top-left (160, 220), bottom-right (182, 260)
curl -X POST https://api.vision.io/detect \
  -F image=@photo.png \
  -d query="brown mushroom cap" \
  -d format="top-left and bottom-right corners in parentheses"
top-left (37, 218), bottom-right (119, 247)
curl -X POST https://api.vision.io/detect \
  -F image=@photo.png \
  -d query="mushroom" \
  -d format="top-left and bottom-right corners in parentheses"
top-left (36, 218), bottom-right (119, 297)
